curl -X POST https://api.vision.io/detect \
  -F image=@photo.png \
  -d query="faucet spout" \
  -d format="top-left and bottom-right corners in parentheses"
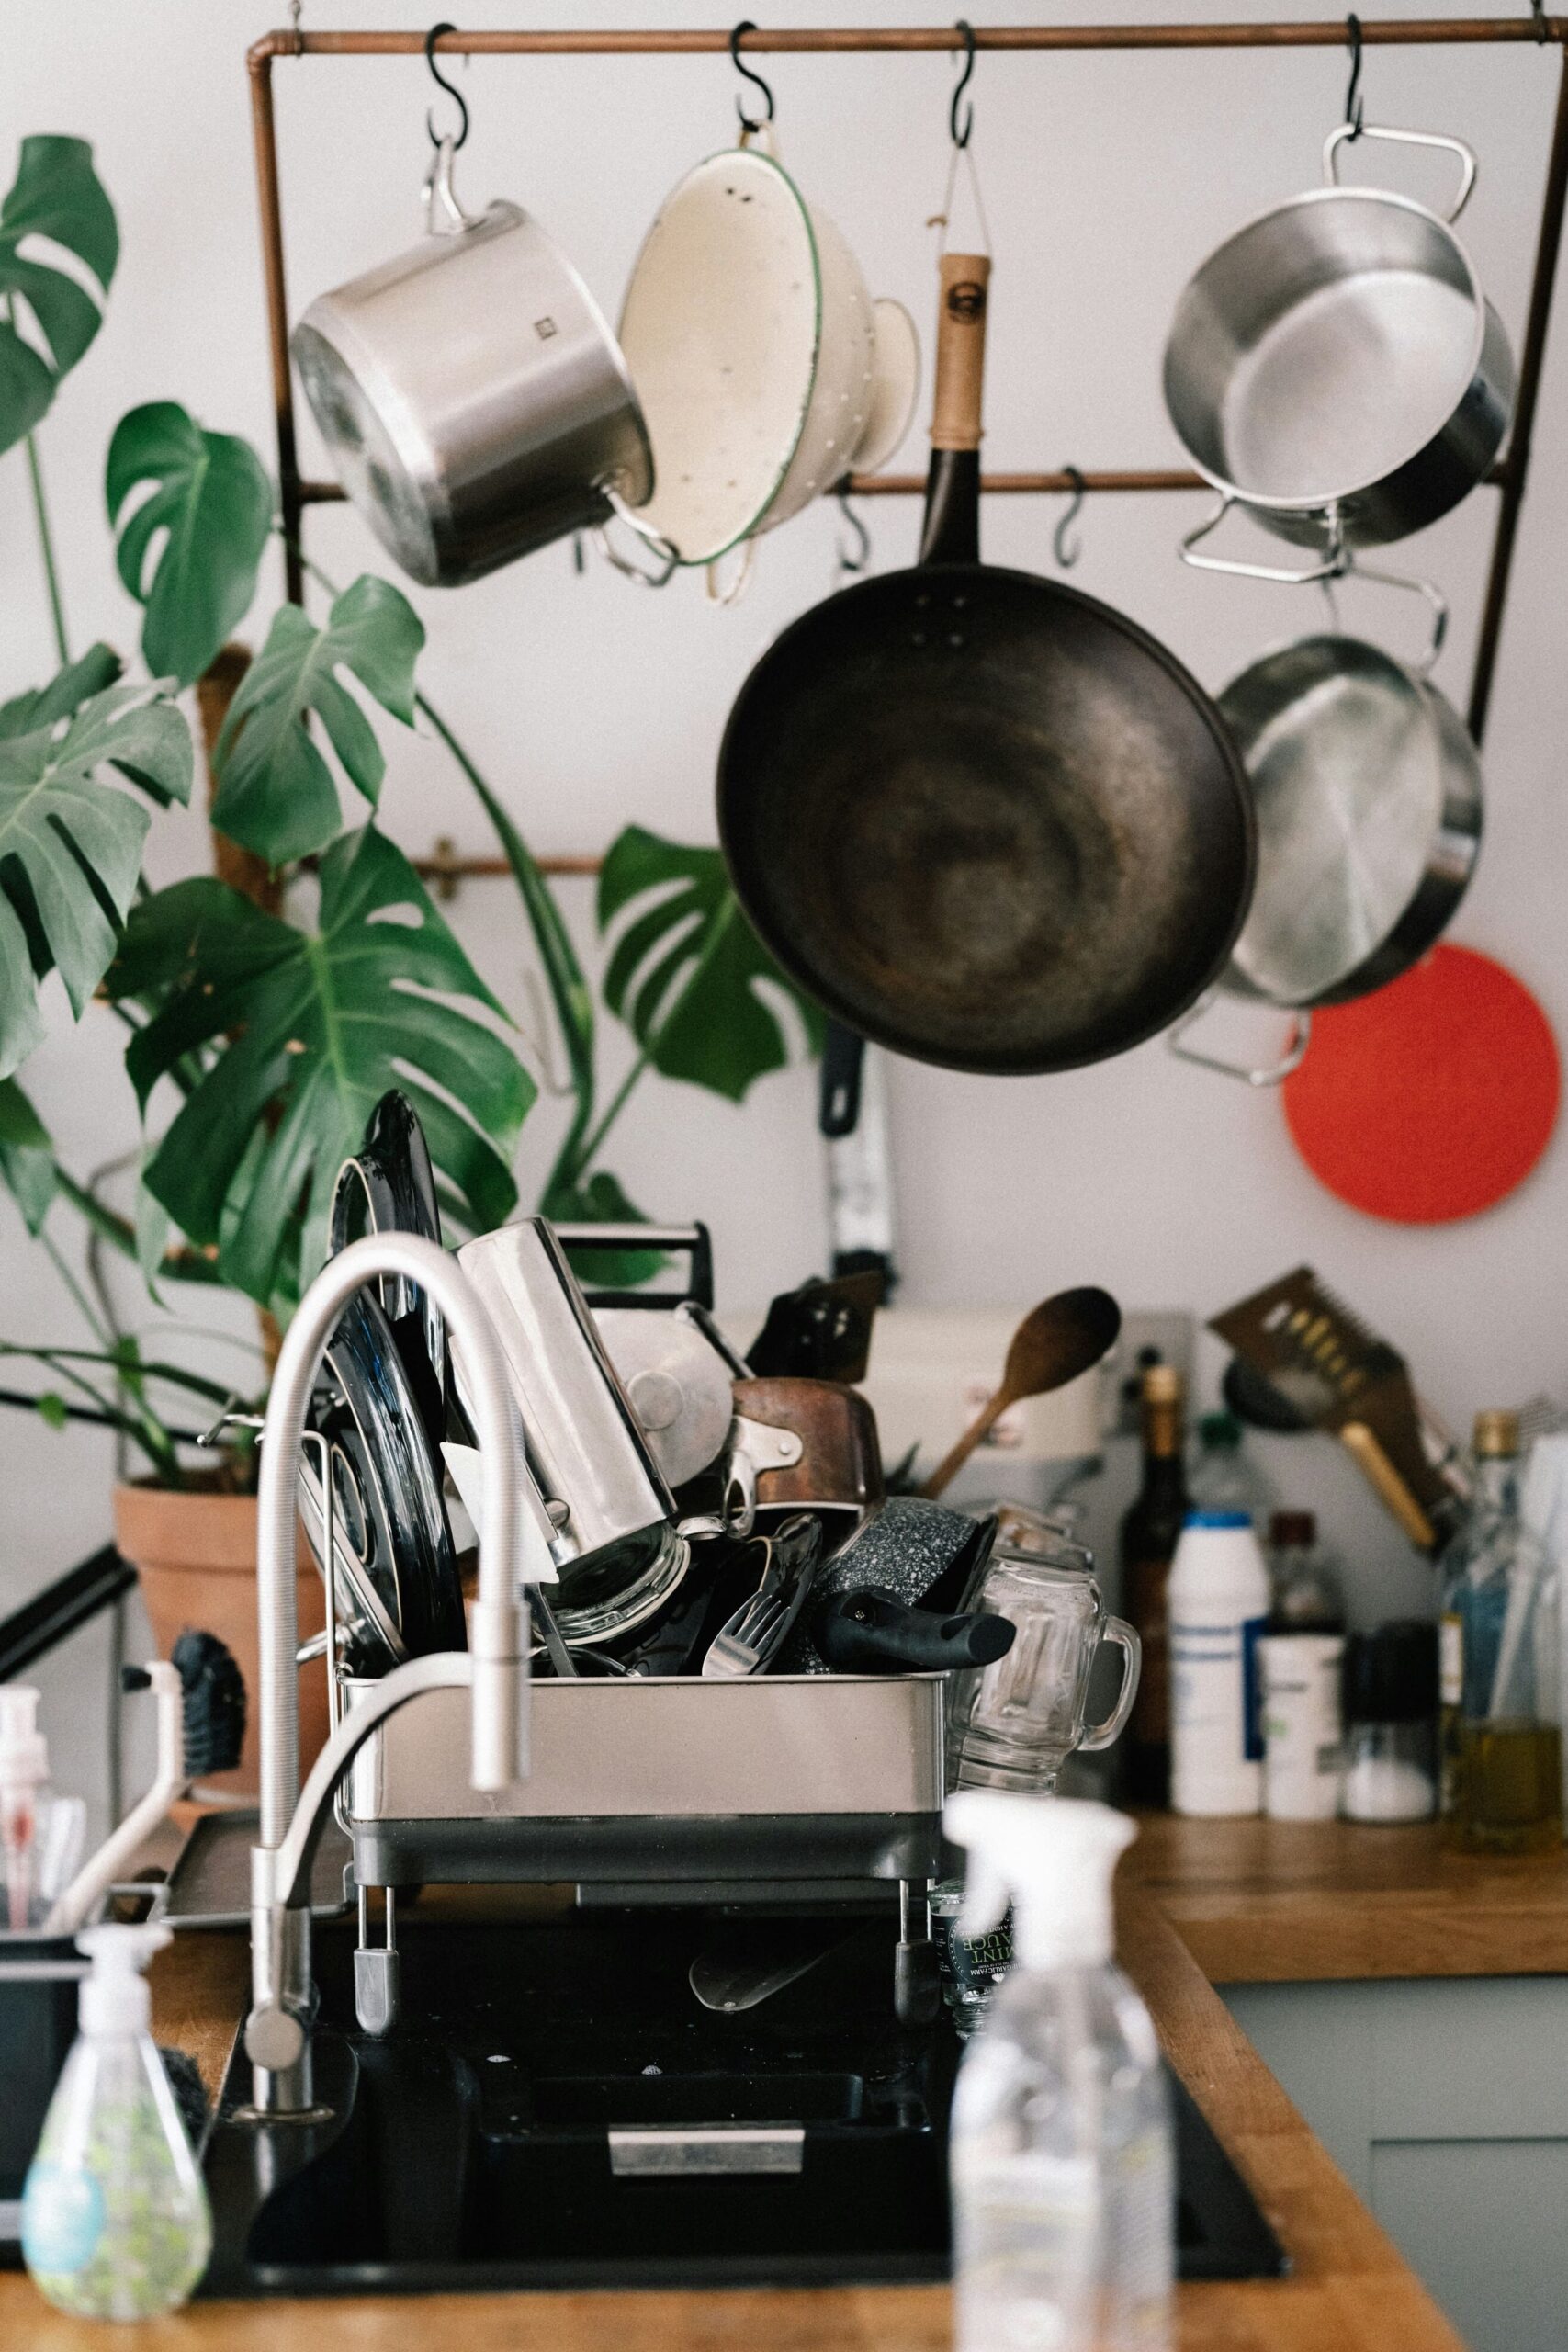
top-left (247, 1234), bottom-right (527, 2106)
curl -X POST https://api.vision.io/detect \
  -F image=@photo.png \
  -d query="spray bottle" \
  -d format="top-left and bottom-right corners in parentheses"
top-left (944, 1792), bottom-right (1173, 2352)
top-left (22, 1923), bottom-right (211, 2318)
top-left (1, 1686), bottom-right (85, 1932)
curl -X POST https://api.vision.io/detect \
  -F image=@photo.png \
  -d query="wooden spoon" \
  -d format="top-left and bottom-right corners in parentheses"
top-left (919, 1287), bottom-right (1122, 1500)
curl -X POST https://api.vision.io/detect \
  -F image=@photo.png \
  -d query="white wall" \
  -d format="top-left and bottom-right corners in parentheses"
top-left (5, 2), bottom-right (1568, 1805)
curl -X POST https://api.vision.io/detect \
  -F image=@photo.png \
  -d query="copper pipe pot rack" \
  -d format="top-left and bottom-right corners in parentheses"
top-left (249, 17), bottom-right (1568, 872)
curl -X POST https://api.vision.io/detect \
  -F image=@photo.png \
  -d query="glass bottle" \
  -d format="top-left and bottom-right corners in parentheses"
top-left (1439, 1411), bottom-right (1562, 1855)
top-left (1119, 1365), bottom-right (1189, 1806)
top-left (1267, 1510), bottom-right (1347, 1634)
top-left (1190, 1410), bottom-right (1275, 1523)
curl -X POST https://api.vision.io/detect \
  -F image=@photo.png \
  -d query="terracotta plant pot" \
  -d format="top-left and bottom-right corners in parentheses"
top-left (113, 1480), bottom-right (329, 1802)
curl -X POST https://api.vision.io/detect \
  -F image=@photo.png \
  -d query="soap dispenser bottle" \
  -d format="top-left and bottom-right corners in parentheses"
top-left (22, 1923), bottom-right (211, 2318)
top-left (945, 1792), bottom-right (1173, 2352)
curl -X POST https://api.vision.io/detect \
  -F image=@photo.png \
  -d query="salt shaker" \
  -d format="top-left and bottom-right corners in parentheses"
top-left (1341, 1622), bottom-right (1439, 1825)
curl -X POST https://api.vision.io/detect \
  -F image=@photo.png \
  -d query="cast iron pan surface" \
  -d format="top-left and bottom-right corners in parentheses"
top-left (718, 560), bottom-right (1255, 1075)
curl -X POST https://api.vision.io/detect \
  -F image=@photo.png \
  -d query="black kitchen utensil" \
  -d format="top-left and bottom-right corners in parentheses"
top-left (330, 1089), bottom-right (447, 1449)
top-left (748, 1272), bottom-right (883, 1384)
top-left (301, 1287), bottom-right (465, 1669)
top-left (813, 1589), bottom-right (1017, 1675)
top-left (716, 254), bottom-right (1255, 1076)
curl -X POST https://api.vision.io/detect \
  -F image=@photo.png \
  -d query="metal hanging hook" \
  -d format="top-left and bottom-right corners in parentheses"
top-left (1531, 0), bottom-right (1549, 42)
top-left (835, 479), bottom-right (871, 577)
top-left (951, 20), bottom-right (977, 149)
top-left (1344, 14), bottom-right (1365, 140)
top-left (1054, 468), bottom-right (1086, 569)
top-left (730, 22), bottom-right (776, 133)
top-left (425, 21), bottom-right (469, 152)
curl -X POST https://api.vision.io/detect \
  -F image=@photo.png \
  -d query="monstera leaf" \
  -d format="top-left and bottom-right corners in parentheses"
top-left (539, 1166), bottom-right (668, 1291)
top-left (598, 825), bottom-right (824, 1102)
top-left (0, 662), bottom-right (192, 1080)
top-left (212, 577), bottom-right (423, 865)
top-left (107, 403), bottom-right (273, 688)
top-left (0, 136), bottom-right (118, 454)
top-left (108, 825), bottom-right (534, 1306)
top-left (0, 1076), bottom-right (56, 1235)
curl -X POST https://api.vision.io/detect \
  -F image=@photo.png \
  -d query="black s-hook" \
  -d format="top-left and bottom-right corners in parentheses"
top-left (1054, 468), bottom-right (1086, 570)
top-left (951, 19), bottom-right (977, 149)
top-left (1344, 15), bottom-right (1364, 141)
top-left (425, 21), bottom-right (469, 152)
top-left (730, 22), bottom-right (776, 134)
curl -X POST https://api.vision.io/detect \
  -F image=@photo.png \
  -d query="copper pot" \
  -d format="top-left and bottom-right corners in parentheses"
top-left (729, 1377), bottom-right (884, 1518)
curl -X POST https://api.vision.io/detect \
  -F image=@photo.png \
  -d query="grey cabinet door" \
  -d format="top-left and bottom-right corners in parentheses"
top-left (1222, 1979), bottom-right (1568, 2352)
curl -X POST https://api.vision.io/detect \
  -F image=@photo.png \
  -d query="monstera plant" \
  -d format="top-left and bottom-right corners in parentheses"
top-left (0, 130), bottom-right (822, 1507)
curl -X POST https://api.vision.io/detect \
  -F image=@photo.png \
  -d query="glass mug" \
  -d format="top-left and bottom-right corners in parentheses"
top-left (948, 1539), bottom-right (1141, 1793)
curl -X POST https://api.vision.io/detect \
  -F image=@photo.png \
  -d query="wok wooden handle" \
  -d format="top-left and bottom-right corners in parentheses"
top-left (930, 252), bottom-right (991, 455)
top-left (1339, 1421), bottom-right (1437, 1551)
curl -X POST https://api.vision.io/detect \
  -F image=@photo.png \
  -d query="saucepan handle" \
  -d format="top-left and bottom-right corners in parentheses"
top-left (1080, 1617), bottom-right (1142, 1753)
top-left (705, 539), bottom-right (757, 607)
top-left (1167, 991), bottom-right (1313, 1087)
top-left (1323, 121), bottom-right (1478, 224)
top-left (930, 252), bottom-right (992, 457)
top-left (1179, 494), bottom-right (1346, 585)
top-left (1339, 559), bottom-right (1450, 676)
top-left (595, 484), bottom-right (680, 588)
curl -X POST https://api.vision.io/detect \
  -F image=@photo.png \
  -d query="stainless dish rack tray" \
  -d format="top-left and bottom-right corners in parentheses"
top-left (341, 1669), bottom-right (946, 1902)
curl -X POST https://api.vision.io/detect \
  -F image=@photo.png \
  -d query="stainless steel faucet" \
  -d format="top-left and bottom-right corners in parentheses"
top-left (243, 1234), bottom-right (528, 2114)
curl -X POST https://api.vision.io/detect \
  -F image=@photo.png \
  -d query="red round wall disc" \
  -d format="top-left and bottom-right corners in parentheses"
top-left (1282, 944), bottom-right (1561, 1224)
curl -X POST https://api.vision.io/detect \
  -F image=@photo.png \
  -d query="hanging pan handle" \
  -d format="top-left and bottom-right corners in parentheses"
top-left (930, 252), bottom-right (992, 457)
top-left (1323, 122), bottom-right (1478, 223)
top-left (1167, 990), bottom-right (1313, 1087)
top-left (1179, 493), bottom-right (1347, 585)
top-left (1338, 558), bottom-right (1450, 675)
top-left (594, 484), bottom-right (680, 588)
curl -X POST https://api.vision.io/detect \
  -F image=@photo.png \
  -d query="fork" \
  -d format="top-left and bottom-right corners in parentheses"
top-left (700, 1514), bottom-right (824, 1679)
top-left (701, 1580), bottom-right (792, 1679)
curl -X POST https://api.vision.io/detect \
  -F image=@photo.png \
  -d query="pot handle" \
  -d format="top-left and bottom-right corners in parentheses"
top-left (1179, 494), bottom-right (1347, 584)
top-left (423, 135), bottom-right (482, 236)
top-left (1167, 991), bottom-right (1313, 1087)
top-left (1340, 560), bottom-right (1450, 675)
top-left (595, 485), bottom-right (680, 588)
top-left (1323, 122), bottom-right (1478, 224)
top-left (1079, 1617), bottom-right (1142, 1754)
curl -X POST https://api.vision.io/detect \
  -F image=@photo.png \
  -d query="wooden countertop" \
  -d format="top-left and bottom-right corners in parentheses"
top-left (2, 1820), bottom-right (1494, 2352)
top-left (1134, 1811), bottom-right (1568, 1984)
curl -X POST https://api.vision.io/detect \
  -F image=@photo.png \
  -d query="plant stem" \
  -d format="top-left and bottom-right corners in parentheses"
top-left (25, 432), bottom-right (70, 668)
top-left (41, 1230), bottom-right (110, 1348)
top-left (51, 1169), bottom-right (221, 1283)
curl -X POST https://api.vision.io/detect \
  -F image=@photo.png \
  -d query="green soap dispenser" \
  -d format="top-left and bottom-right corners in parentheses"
top-left (22, 1923), bottom-right (211, 2318)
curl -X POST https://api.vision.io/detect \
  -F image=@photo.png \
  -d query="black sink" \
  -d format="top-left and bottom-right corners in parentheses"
top-left (199, 1911), bottom-right (1286, 2298)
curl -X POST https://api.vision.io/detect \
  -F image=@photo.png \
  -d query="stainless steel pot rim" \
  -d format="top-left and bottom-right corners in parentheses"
top-left (1166, 182), bottom-right (1491, 515)
top-left (616, 142), bottom-right (821, 565)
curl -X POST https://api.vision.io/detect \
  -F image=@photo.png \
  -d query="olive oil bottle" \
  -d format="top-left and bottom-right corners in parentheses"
top-left (1439, 1410), bottom-right (1562, 1855)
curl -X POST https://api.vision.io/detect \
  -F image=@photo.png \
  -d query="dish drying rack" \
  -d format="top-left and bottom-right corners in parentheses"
top-left (244, 13), bottom-right (1568, 767)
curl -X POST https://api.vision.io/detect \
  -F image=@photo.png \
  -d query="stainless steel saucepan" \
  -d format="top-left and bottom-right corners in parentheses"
top-left (1166, 119), bottom-right (1514, 568)
top-left (1170, 569), bottom-right (1482, 1083)
top-left (294, 138), bottom-right (652, 588)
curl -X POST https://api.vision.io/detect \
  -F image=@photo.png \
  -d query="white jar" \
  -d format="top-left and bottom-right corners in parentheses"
top-left (1258, 1634), bottom-right (1345, 1821)
top-left (1169, 1512), bottom-right (1270, 1817)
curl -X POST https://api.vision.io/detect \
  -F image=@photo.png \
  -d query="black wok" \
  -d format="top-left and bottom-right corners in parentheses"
top-left (716, 255), bottom-right (1255, 1076)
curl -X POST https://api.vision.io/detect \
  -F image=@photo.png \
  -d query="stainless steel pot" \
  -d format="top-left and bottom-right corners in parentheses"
top-left (455, 1219), bottom-right (685, 1643)
top-left (1170, 572), bottom-right (1482, 1083)
top-left (293, 139), bottom-right (652, 588)
top-left (1166, 122), bottom-right (1514, 562)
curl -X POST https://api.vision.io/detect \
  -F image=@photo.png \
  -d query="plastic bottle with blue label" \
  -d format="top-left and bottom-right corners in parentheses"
top-left (1168, 1511), bottom-right (1271, 1816)
top-left (22, 1923), bottom-right (210, 2318)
